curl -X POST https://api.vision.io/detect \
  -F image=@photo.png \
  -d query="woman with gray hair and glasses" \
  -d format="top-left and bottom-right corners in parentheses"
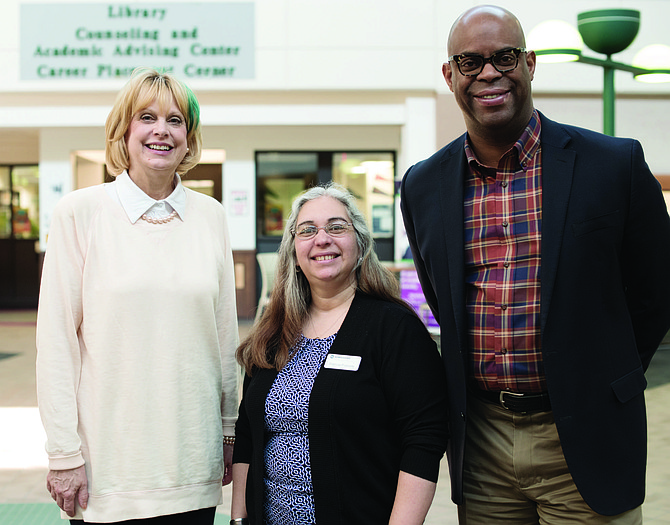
top-left (231, 183), bottom-right (448, 525)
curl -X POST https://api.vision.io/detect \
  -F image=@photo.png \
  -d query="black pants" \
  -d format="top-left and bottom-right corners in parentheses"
top-left (69, 506), bottom-right (217, 525)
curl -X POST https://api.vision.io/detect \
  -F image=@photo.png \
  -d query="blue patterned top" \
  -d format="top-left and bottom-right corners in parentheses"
top-left (263, 334), bottom-right (335, 525)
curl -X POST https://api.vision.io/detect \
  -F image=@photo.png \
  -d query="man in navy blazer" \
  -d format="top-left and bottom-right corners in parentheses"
top-left (401, 5), bottom-right (670, 523)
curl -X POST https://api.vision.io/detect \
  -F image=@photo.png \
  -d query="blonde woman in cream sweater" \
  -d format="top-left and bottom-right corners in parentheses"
top-left (36, 68), bottom-right (239, 524)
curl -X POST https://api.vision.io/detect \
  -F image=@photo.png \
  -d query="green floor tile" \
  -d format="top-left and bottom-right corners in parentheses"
top-left (0, 503), bottom-right (62, 524)
top-left (0, 504), bottom-right (230, 524)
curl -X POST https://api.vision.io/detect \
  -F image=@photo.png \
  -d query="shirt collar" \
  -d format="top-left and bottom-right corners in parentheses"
top-left (115, 171), bottom-right (186, 224)
top-left (516, 109), bottom-right (542, 168)
top-left (464, 109), bottom-right (542, 178)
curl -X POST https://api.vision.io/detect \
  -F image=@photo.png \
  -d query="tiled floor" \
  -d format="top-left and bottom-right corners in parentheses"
top-left (1, 311), bottom-right (669, 524)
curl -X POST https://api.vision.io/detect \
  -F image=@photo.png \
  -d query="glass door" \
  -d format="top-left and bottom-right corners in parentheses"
top-left (0, 165), bottom-right (40, 308)
top-left (331, 152), bottom-right (395, 259)
top-left (256, 151), bottom-right (395, 259)
top-left (256, 152), bottom-right (320, 253)
top-left (0, 167), bottom-right (12, 238)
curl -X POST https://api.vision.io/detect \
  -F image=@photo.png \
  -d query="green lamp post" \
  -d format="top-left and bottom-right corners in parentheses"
top-left (531, 9), bottom-right (670, 136)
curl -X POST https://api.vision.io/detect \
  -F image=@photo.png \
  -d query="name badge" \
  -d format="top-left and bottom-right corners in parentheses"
top-left (324, 354), bottom-right (361, 371)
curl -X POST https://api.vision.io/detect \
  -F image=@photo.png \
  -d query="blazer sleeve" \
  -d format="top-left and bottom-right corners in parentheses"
top-left (621, 140), bottom-right (670, 369)
top-left (400, 165), bottom-right (442, 324)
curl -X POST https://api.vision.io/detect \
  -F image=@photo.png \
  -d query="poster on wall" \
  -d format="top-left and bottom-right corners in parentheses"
top-left (400, 269), bottom-right (438, 331)
top-left (20, 3), bottom-right (255, 81)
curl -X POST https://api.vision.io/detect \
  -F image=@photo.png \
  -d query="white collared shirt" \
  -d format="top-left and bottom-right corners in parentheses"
top-left (105, 171), bottom-right (187, 224)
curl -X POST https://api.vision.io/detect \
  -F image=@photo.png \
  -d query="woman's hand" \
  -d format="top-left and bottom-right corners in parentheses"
top-left (46, 465), bottom-right (88, 517)
top-left (223, 443), bottom-right (234, 486)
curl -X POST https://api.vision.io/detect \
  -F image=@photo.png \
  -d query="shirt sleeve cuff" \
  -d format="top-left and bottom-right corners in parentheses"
top-left (48, 451), bottom-right (85, 471)
top-left (400, 447), bottom-right (444, 483)
top-left (222, 416), bottom-right (237, 436)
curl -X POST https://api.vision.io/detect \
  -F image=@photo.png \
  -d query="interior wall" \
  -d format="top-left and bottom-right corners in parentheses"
top-left (0, 130), bottom-right (39, 165)
top-left (533, 96), bottom-right (670, 174)
top-left (204, 124), bottom-right (401, 158)
top-left (435, 93), bottom-right (670, 175)
top-left (75, 157), bottom-right (105, 189)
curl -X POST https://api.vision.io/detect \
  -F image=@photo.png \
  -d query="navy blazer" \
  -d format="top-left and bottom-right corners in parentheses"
top-left (400, 113), bottom-right (670, 516)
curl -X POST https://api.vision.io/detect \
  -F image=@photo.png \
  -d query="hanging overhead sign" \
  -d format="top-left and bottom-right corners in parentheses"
top-left (20, 3), bottom-right (255, 80)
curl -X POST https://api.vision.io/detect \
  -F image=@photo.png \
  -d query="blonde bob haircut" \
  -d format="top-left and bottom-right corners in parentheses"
top-left (105, 67), bottom-right (202, 177)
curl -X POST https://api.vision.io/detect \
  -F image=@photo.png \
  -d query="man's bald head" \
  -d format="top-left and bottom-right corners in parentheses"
top-left (447, 5), bottom-right (526, 57)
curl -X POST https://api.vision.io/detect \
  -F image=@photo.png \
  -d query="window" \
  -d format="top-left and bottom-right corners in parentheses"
top-left (256, 151), bottom-right (396, 260)
top-left (256, 152), bottom-right (318, 238)
top-left (0, 165), bottom-right (39, 239)
top-left (332, 152), bottom-right (394, 239)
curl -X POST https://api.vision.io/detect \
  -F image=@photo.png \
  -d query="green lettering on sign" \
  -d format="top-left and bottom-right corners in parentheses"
top-left (37, 65), bottom-right (89, 77)
top-left (171, 28), bottom-right (198, 39)
top-left (107, 5), bottom-right (168, 21)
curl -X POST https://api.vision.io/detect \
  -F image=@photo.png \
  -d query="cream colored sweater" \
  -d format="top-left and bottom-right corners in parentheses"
top-left (36, 182), bottom-right (239, 522)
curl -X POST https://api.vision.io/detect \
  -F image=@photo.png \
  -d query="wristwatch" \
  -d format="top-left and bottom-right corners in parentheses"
top-left (230, 518), bottom-right (249, 525)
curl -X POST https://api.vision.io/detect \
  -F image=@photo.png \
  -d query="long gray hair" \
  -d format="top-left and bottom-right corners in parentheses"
top-left (278, 183), bottom-right (370, 312)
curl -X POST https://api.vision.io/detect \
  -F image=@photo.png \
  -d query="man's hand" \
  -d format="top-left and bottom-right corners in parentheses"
top-left (46, 465), bottom-right (88, 517)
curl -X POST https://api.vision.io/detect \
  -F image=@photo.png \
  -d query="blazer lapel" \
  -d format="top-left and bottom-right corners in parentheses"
top-left (538, 115), bottom-right (576, 332)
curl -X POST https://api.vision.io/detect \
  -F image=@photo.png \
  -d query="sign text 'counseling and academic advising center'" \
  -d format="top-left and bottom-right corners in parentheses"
top-left (20, 3), bottom-right (255, 80)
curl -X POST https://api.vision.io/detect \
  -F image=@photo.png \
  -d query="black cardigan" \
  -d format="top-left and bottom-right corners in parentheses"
top-left (233, 292), bottom-right (449, 524)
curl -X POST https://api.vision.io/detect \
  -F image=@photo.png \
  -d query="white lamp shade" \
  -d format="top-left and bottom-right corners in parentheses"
top-left (633, 44), bottom-right (670, 83)
top-left (528, 20), bottom-right (583, 63)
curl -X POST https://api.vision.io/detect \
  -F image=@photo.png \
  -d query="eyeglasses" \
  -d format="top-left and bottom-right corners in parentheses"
top-left (449, 47), bottom-right (527, 77)
top-left (292, 221), bottom-right (353, 240)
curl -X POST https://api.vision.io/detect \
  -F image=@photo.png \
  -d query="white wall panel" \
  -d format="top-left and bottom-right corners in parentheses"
top-left (222, 160), bottom-right (256, 251)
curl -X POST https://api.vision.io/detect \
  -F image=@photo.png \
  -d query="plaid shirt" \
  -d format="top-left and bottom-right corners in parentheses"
top-left (463, 110), bottom-right (545, 393)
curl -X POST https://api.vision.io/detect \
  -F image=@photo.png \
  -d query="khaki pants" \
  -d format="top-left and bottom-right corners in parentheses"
top-left (458, 396), bottom-right (642, 525)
